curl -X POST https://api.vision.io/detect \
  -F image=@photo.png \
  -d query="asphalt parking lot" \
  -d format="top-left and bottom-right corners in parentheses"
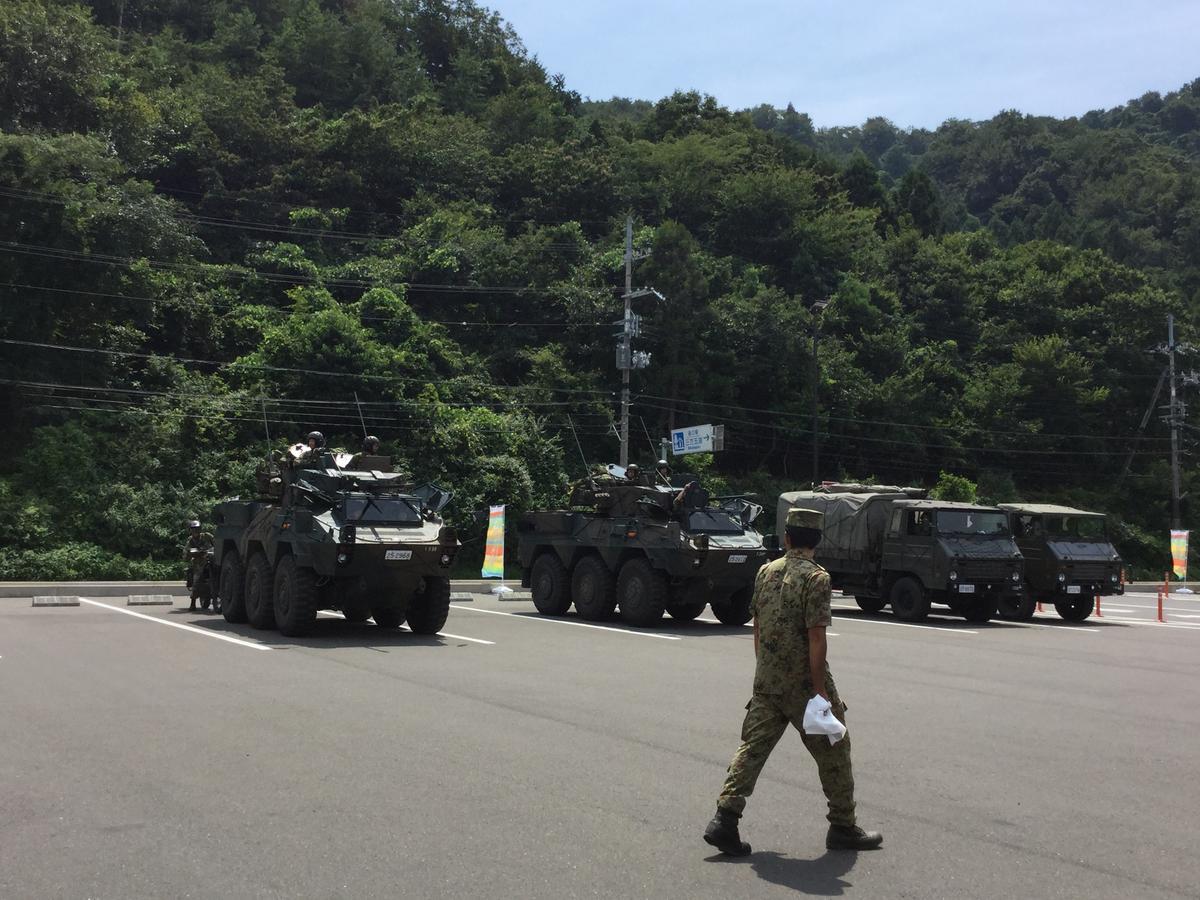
top-left (3, 586), bottom-right (1199, 899)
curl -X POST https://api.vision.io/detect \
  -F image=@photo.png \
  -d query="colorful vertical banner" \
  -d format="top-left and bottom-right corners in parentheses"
top-left (482, 505), bottom-right (505, 579)
top-left (1171, 529), bottom-right (1189, 580)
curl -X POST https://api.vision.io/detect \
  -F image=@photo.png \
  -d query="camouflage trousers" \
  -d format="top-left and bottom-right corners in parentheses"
top-left (717, 692), bottom-right (856, 826)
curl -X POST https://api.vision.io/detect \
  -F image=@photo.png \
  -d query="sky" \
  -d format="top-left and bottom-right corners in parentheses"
top-left (488, 0), bottom-right (1200, 129)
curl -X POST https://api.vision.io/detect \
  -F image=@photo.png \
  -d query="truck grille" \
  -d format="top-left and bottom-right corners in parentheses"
top-left (1067, 563), bottom-right (1110, 581)
top-left (959, 561), bottom-right (1015, 580)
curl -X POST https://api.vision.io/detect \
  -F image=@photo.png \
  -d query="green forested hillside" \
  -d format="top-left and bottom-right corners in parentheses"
top-left (0, 0), bottom-right (1193, 578)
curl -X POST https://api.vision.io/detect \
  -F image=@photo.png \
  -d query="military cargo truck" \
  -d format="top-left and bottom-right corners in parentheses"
top-left (213, 447), bottom-right (459, 637)
top-left (997, 503), bottom-right (1123, 621)
top-left (779, 486), bottom-right (1025, 623)
top-left (517, 467), bottom-right (769, 627)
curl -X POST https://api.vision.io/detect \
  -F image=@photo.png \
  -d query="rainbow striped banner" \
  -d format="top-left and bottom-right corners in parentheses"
top-left (1171, 529), bottom-right (1189, 580)
top-left (482, 505), bottom-right (505, 579)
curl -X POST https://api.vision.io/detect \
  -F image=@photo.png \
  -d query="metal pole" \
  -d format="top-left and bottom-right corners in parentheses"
top-left (620, 216), bottom-right (632, 467)
top-left (1169, 314), bottom-right (1182, 530)
top-left (811, 316), bottom-right (820, 485)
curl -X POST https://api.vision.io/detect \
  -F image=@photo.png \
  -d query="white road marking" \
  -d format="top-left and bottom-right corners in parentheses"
top-left (316, 611), bottom-right (495, 645)
top-left (450, 605), bottom-right (682, 640)
top-left (1173, 614), bottom-right (1200, 619)
top-left (1094, 616), bottom-right (1200, 631)
top-left (830, 613), bottom-right (979, 635)
top-left (690, 616), bottom-right (839, 635)
top-left (79, 598), bottom-right (270, 651)
top-left (1011, 620), bottom-right (1099, 633)
top-left (1096, 607), bottom-right (1134, 614)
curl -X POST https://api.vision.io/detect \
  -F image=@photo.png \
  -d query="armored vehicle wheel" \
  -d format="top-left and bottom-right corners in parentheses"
top-left (531, 553), bottom-right (571, 616)
top-left (572, 555), bottom-right (616, 621)
top-left (1055, 596), bottom-right (1094, 622)
top-left (889, 577), bottom-right (930, 622)
top-left (616, 558), bottom-right (668, 627)
top-left (243, 553), bottom-right (276, 630)
top-left (219, 554), bottom-right (246, 623)
top-left (372, 605), bottom-right (404, 628)
top-left (406, 577), bottom-right (451, 635)
top-left (711, 586), bottom-right (753, 626)
top-left (273, 556), bottom-right (318, 637)
top-left (962, 594), bottom-right (997, 624)
top-left (997, 590), bottom-right (1036, 621)
top-left (667, 601), bottom-right (707, 621)
top-left (854, 596), bottom-right (886, 614)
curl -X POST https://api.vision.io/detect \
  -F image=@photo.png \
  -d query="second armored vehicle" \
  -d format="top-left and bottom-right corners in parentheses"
top-left (517, 467), bottom-right (770, 627)
top-left (213, 446), bottom-right (460, 637)
top-left (779, 485), bottom-right (1025, 624)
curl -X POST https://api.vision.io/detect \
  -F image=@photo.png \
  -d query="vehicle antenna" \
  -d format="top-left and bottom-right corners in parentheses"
top-left (353, 391), bottom-right (368, 439)
top-left (639, 416), bottom-right (659, 457)
top-left (568, 414), bottom-right (596, 487)
top-left (261, 397), bottom-right (271, 452)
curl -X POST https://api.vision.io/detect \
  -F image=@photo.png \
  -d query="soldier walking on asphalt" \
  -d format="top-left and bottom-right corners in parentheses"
top-left (183, 519), bottom-right (214, 611)
top-left (704, 508), bottom-right (883, 855)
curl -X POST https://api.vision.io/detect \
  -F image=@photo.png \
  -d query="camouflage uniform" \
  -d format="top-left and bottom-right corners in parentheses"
top-left (184, 531), bottom-right (214, 602)
top-left (716, 548), bottom-right (858, 827)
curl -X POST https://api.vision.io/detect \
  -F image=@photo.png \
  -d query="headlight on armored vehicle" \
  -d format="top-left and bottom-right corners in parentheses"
top-left (1011, 572), bottom-right (1020, 583)
top-left (1110, 574), bottom-right (1118, 583)
top-left (440, 553), bottom-right (452, 566)
top-left (337, 552), bottom-right (349, 564)
top-left (1057, 572), bottom-right (1067, 583)
top-left (949, 571), bottom-right (958, 582)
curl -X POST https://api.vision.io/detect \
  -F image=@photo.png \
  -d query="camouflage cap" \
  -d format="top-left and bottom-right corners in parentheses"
top-left (786, 508), bottom-right (823, 529)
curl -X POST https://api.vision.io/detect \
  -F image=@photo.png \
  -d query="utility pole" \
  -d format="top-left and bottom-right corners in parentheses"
top-left (1168, 314), bottom-right (1183, 529)
top-left (810, 299), bottom-right (830, 485)
top-left (620, 217), bottom-right (632, 467)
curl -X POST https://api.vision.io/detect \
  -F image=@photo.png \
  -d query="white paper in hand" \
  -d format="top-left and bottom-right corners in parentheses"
top-left (802, 695), bottom-right (847, 745)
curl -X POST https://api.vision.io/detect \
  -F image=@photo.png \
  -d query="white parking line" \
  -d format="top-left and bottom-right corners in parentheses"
top-left (450, 605), bottom-right (682, 640)
top-left (317, 611), bottom-right (495, 645)
top-left (1012, 620), bottom-right (1099, 633)
top-left (79, 598), bottom-right (270, 651)
top-left (830, 613), bottom-right (979, 635)
top-left (1094, 616), bottom-right (1200, 631)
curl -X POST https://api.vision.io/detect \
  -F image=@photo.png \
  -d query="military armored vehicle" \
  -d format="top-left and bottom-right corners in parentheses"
top-left (213, 446), bottom-right (460, 637)
top-left (997, 503), bottom-right (1123, 621)
top-left (517, 466), bottom-right (770, 627)
top-left (779, 485), bottom-right (1025, 624)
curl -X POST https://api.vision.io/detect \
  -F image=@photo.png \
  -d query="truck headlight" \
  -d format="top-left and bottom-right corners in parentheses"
top-left (949, 571), bottom-right (958, 581)
top-left (1057, 572), bottom-right (1066, 583)
top-left (1110, 574), bottom-right (1118, 583)
top-left (1011, 572), bottom-right (1020, 583)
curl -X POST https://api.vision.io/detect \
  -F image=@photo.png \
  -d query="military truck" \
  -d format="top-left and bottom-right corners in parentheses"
top-left (779, 486), bottom-right (1025, 623)
top-left (213, 446), bottom-right (460, 637)
top-left (997, 503), bottom-right (1123, 621)
top-left (517, 467), bottom-right (770, 627)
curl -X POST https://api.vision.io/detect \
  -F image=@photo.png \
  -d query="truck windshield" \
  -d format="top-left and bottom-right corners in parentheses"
top-left (687, 510), bottom-right (744, 534)
top-left (1044, 516), bottom-right (1107, 539)
top-left (342, 495), bottom-right (421, 525)
top-left (935, 511), bottom-right (1009, 535)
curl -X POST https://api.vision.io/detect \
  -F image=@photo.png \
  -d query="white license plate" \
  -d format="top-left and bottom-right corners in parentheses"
top-left (728, 554), bottom-right (748, 564)
top-left (1066, 585), bottom-right (1081, 595)
top-left (957, 584), bottom-right (975, 594)
top-left (385, 550), bottom-right (413, 561)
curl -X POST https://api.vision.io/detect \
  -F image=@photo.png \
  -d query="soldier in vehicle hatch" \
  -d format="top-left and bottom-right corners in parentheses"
top-left (347, 435), bottom-right (384, 470)
top-left (704, 507), bottom-right (883, 856)
top-left (655, 459), bottom-right (673, 485)
top-left (297, 430), bottom-right (326, 462)
top-left (183, 519), bottom-right (214, 611)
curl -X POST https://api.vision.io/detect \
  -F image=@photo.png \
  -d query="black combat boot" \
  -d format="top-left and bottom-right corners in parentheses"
top-left (826, 824), bottom-right (883, 850)
top-left (703, 808), bottom-right (751, 856)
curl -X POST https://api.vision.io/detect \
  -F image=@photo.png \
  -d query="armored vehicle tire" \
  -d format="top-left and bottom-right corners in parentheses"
top-left (997, 590), bottom-right (1036, 621)
top-left (616, 558), bottom-right (668, 627)
top-left (571, 555), bottom-right (617, 621)
top-left (711, 586), bottom-right (753, 627)
top-left (667, 601), bottom-right (707, 621)
top-left (273, 556), bottom-right (318, 637)
top-left (890, 577), bottom-right (930, 622)
top-left (1055, 597), bottom-right (1095, 622)
top-left (372, 605), bottom-right (404, 628)
top-left (962, 594), bottom-right (997, 624)
top-left (219, 554), bottom-right (247, 623)
top-left (854, 596), bottom-right (887, 614)
top-left (531, 553), bottom-right (571, 616)
top-left (406, 577), bottom-right (451, 635)
top-left (243, 553), bottom-right (276, 630)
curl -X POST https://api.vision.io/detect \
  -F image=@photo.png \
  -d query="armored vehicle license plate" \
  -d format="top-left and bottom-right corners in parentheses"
top-left (957, 584), bottom-right (975, 594)
top-left (385, 549), bottom-right (413, 561)
top-left (1066, 585), bottom-right (1081, 595)
top-left (727, 554), bottom-right (748, 564)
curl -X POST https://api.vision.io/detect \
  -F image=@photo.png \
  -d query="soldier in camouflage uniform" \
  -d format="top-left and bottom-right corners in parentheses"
top-left (183, 520), bottom-right (215, 611)
top-left (704, 508), bottom-right (883, 855)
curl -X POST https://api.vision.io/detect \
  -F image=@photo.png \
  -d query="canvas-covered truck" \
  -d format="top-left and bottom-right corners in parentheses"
top-left (213, 447), bottom-right (460, 637)
top-left (779, 486), bottom-right (1025, 624)
top-left (517, 467), bottom-right (770, 627)
top-left (997, 503), bottom-right (1124, 622)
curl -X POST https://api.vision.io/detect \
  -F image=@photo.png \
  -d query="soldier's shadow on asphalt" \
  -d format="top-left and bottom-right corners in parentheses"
top-left (704, 849), bottom-right (856, 895)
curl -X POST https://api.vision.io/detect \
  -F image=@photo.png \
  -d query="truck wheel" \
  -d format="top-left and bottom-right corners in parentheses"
top-left (997, 590), bottom-right (1036, 621)
top-left (243, 553), bottom-right (276, 630)
top-left (889, 577), bottom-right (930, 622)
top-left (616, 558), bottom-right (668, 627)
top-left (667, 601), bottom-right (707, 621)
top-left (372, 605), bottom-right (404, 629)
top-left (220, 554), bottom-right (246, 623)
top-left (1055, 597), bottom-right (1094, 622)
top-left (406, 577), bottom-right (451, 635)
top-left (571, 555), bottom-right (616, 621)
top-left (273, 556), bottom-right (318, 637)
top-left (531, 553), bottom-right (571, 616)
top-left (854, 596), bottom-right (886, 614)
top-left (962, 594), bottom-right (997, 624)
top-left (711, 586), bottom-right (753, 626)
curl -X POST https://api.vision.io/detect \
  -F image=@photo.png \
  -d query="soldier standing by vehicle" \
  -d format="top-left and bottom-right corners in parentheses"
top-left (703, 508), bottom-right (883, 855)
top-left (183, 520), bottom-right (214, 611)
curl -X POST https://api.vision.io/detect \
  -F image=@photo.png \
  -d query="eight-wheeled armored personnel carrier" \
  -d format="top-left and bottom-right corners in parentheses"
top-left (517, 467), bottom-right (770, 627)
top-left (213, 448), bottom-right (460, 637)
top-left (779, 485), bottom-right (1025, 624)
top-left (998, 503), bottom-right (1123, 621)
